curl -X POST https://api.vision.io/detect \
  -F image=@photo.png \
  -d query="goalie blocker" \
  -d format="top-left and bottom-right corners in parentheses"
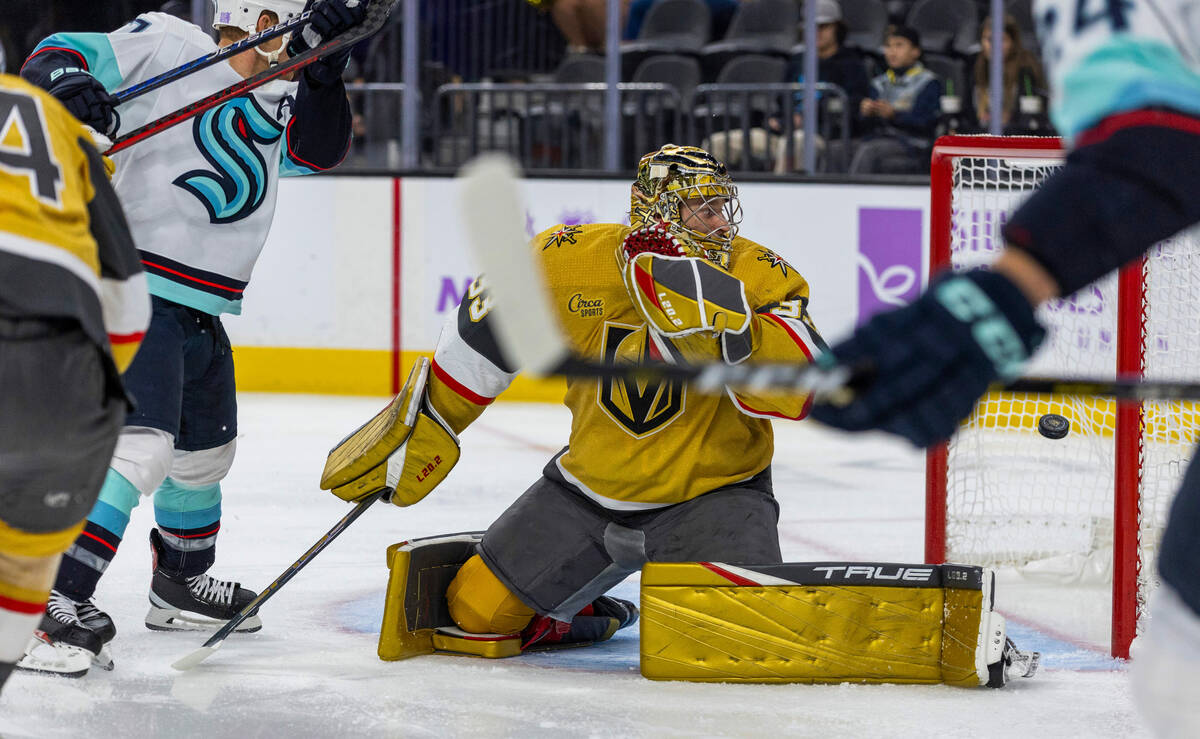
top-left (640, 561), bottom-right (1038, 688)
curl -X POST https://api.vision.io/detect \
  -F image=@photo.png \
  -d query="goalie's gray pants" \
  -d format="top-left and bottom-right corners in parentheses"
top-left (0, 317), bottom-right (126, 534)
top-left (478, 464), bottom-right (781, 621)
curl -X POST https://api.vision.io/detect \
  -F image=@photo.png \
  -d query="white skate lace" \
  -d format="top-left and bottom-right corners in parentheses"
top-left (186, 575), bottom-right (237, 606)
top-left (75, 599), bottom-right (104, 623)
top-left (45, 591), bottom-right (83, 626)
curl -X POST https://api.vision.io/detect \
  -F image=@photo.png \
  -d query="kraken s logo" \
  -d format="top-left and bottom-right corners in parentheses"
top-left (597, 322), bottom-right (685, 438)
top-left (173, 96), bottom-right (283, 224)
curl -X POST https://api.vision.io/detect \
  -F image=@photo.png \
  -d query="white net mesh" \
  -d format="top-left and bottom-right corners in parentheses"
top-left (941, 147), bottom-right (1200, 644)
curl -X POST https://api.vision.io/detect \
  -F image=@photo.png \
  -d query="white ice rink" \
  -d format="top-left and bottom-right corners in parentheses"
top-left (0, 394), bottom-right (1146, 737)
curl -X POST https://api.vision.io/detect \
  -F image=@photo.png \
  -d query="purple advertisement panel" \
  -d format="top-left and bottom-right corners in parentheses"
top-left (857, 207), bottom-right (923, 324)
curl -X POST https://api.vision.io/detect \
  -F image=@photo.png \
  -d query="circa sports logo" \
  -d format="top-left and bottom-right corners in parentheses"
top-left (174, 95), bottom-right (284, 224)
top-left (567, 293), bottom-right (604, 318)
top-left (597, 322), bottom-right (684, 438)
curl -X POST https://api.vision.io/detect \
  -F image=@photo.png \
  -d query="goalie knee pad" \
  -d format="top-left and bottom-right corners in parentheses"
top-left (446, 554), bottom-right (535, 636)
top-left (378, 532), bottom-right (526, 660)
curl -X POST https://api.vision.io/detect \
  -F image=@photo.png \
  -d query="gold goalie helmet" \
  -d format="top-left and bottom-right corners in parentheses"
top-left (629, 144), bottom-right (742, 269)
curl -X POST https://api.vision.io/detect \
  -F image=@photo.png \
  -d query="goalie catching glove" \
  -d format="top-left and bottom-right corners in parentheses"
top-left (320, 356), bottom-right (459, 506)
top-left (619, 223), bottom-right (754, 364)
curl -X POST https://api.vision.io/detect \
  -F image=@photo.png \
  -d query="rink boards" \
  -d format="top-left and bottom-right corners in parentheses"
top-left (222, 175), bottom-right (929, 395)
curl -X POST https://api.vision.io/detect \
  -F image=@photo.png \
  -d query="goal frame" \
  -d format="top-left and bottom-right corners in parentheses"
top-left (925, 134), bottom-right (1145, 659)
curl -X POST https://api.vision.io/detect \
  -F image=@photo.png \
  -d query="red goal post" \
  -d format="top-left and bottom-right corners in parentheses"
top-left (924, 135), bottom-right (1198, 659)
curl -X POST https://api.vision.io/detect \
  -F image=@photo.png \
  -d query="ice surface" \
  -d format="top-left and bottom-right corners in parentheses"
top-left (0, 395), bottom-right (1146, 737)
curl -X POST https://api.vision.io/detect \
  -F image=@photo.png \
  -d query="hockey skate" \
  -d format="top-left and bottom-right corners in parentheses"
top-left (145, 530), bottom-right (261, 633)
top-left (522, 595), bottom-right (639, 651)
top-left (16, 591), bottom-right (114, 677)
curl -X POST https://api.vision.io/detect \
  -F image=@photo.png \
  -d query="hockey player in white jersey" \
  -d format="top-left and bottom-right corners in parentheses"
top-left (17, 0), bottom-right (365, 674)
top-left (810, 1), bottom-right (1200, 735)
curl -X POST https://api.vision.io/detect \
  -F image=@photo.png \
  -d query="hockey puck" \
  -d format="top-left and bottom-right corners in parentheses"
top-left (1037, 413), bottom-right (1070, 439)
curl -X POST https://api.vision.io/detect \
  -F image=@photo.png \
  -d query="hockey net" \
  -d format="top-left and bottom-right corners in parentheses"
top-left (926, 135), bottom-right (1200, 659)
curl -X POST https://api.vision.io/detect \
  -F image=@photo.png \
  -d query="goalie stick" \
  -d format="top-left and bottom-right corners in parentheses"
top-left (109, 0), bottom-right (394, 154)
top-left (171, 488), bottom-right (387, 671)
top-left (457, 153), bottom-right (1200, 403)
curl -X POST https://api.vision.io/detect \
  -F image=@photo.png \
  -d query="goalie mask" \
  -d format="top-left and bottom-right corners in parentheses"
top-left (629, 144), bottom-right (742, 269)
top-left (212, 0), bottom-right (305, 63)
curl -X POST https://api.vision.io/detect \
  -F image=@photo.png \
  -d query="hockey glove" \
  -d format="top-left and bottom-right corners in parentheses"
top-left (290, 0), bottom-right (367, 85)
top-left (47, 69), bottom-right (120, 137)
top-left (809, 269), bottom-right (1045, 447)
top-left (620, 224), bottom-right (754, 364)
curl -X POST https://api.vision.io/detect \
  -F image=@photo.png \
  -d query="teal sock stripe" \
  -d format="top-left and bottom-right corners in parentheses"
top-left (153, 478), bottom-right (222, 530)
top-left (87, 469), bottom-right (141, 537)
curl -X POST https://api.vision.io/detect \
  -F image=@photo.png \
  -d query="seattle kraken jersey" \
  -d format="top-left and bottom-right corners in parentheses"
top-left (0, 74), bottom-right (149, 370)
top-left (25, 13), bottom-right (315, 315)
top-left (427, 224), bottom-right (826, 510)
top-left (1035, 0), bottom-right (1200, 141)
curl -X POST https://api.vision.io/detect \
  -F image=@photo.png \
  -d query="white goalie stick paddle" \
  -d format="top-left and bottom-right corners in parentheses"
top-left (457, 154), bottom-right (1200, 403)
top-left (171, 489), bottom-right (387, 671)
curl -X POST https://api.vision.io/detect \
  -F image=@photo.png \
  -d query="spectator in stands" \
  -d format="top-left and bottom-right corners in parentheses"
top-left (702, 0), bottom-right (869, 173)
top-left (831, 24), bottom-right (940, 174)
top-left (624, 0), bottom-right (735, 42)
top-left (966, 13), bottom-right (1050, 134)
top-left (530, 0), bottom-right (629, 55)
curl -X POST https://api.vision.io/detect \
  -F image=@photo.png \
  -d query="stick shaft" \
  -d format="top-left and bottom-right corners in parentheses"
top-left (551, 356), bottom-right (1200, 403)
top-left (109, 0), bottom-right (391, 153)
top-left (112, 11), bottom-right (313, 106)
top-left (195, 489), bottom-right (386, 650)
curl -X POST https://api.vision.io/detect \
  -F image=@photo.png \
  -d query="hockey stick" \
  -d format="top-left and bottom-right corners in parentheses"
top-left (110, 0), bottom-right (393, 154)
top-left (111, 10), bottom-right (313, 107)
top-left (457, 153), bottom-right (1200, 403)
top-left (171, 488), bottom-right (387, 671)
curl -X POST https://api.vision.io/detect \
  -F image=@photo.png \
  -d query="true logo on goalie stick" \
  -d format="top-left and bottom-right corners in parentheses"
top-left (811, 565), bottom-right (936, 583)
top-left (174, 95), bottom-right (284, 224)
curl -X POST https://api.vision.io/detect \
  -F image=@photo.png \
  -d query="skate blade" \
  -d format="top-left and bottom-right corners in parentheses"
top-left (15, 635), bottom-right (92, 678)
top-left (145, 606), bottom-right (262, 634)
top-left (13, 662), bottom-right (89, 679)
top-left (93, 644), bottom-right (115, 671)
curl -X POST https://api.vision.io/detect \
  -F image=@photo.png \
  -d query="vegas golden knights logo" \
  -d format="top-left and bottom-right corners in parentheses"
top-left (597, 322), bottom-right (685, 438)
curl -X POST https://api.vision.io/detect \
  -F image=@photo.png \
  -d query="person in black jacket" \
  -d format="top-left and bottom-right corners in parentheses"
top-left (829, 25), bottom-right (941, 174)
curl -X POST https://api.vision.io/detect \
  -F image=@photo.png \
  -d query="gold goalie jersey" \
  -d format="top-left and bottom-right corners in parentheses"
top-left (428, 222), bottom-right (826, 509)
top-left (0, 74), bottom-right (148, 371)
